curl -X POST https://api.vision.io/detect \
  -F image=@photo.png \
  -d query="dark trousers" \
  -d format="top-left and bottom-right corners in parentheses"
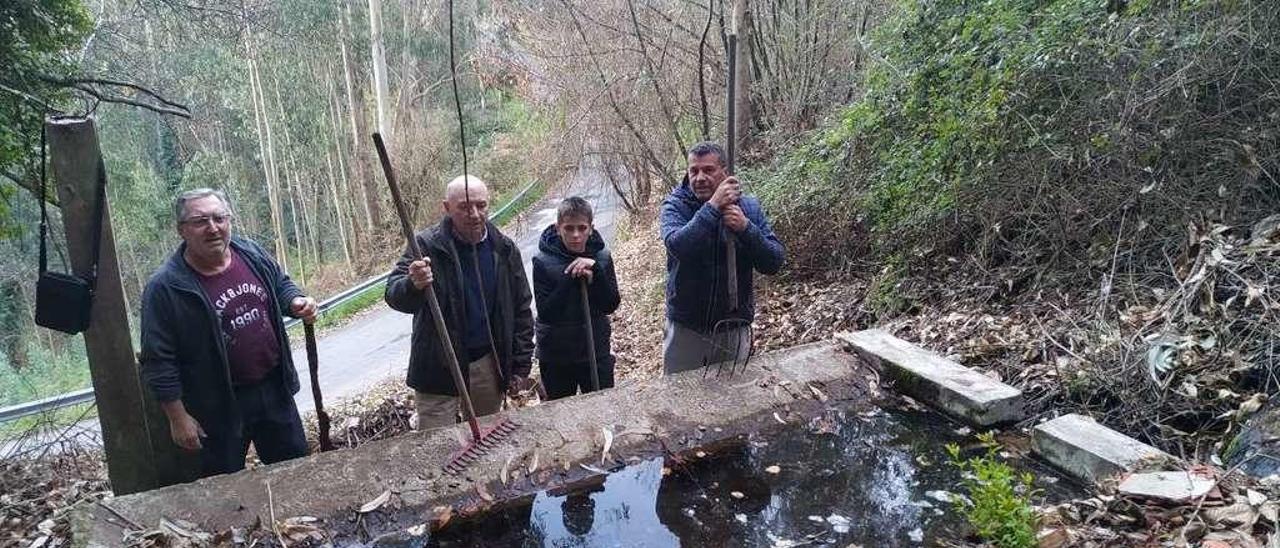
top-left (542, 356), bottom-right (615, 400)
top-left (200, 377), bottom-right (308, 477)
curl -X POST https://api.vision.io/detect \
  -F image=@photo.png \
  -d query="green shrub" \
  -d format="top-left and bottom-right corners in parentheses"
top-left (946, 433), bottom-right (1039, 548)
top-left (752, 0), bottom-right (1280, 279)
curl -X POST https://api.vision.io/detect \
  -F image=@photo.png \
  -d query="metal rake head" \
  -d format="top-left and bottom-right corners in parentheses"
top-left (701, 318), bottom-right (755, 379)
top-left (443, 417), bottom-right (519, 475)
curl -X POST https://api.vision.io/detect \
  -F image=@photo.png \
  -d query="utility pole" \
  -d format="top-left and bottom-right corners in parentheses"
top-left (46, 116), bottom-right (197, 494)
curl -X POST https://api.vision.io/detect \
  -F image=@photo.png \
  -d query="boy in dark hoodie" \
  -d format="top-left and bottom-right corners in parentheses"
top-left (532, 197), bottom-right (621, 399)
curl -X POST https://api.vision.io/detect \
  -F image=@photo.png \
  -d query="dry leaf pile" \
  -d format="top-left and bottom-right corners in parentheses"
top-left (879, 219), bottom-right (1280, 461)
top-left (0, 451), bottom-right (108, 548)
top-left (607, 207), bottom-right (668, 381)
top-left (300, 378), bottom-right (415, 451)
top-left (1031, 470), bottom-right (1280, 547)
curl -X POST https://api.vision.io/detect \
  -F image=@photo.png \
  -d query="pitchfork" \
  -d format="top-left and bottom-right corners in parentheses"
top-left (373, 133), bottom-right (517, 475)
top-left (702, 29), bottom-right (754, 379)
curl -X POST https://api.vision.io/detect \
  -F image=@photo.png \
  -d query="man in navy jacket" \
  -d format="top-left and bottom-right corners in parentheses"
top-left (660, 142), bottom-right (784, 374)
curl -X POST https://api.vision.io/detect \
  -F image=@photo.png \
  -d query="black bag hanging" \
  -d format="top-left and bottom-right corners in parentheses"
top-left (34, 125), bottom-right (107, 335)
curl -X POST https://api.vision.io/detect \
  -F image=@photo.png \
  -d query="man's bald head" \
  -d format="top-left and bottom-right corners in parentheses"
top-left (444, 175), bottom-right (490, 204)
top-left (441, 174), bottom-right (491, 244)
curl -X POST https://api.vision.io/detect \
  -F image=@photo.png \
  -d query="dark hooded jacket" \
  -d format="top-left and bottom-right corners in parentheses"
top-left (139, 237), bottom-right (304, 437)
top-left (384, 218), bottom-right (535, 395)
top-left (660, 176), bottom-right (785, 332)
top-left (531, 225), bottom-right (620, 365)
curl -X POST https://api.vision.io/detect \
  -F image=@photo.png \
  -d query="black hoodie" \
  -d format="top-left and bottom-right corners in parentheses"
top-left (531, 224), bottom-right (621, 365)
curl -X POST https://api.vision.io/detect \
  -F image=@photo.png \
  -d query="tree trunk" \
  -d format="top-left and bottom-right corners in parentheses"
top-left (368, 0), bottom-right (392, 138)
top-left (270, 78), bottom-right (307, 285)
top-left (340, 0), bottom-right (381, 228)
top-left (327, 73), bottom-right (361, 259)
top-left (324, 149), bottom-right (355, 270)
top-left (0, 279), bottom-right (29, 370)
top-left (245, 38), bottom-right (289, 272)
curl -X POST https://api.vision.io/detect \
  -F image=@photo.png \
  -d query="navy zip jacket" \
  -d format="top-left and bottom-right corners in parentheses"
top-left (660, 176), bottom-right (785, 332)
top-left (532, 224), bottom-right (621, 365)
top-left (139, 237), bottom-right (305, 437)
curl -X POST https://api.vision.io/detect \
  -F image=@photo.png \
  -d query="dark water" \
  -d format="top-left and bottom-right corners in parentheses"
top-left (423, 408), bottom-right (1080, 547)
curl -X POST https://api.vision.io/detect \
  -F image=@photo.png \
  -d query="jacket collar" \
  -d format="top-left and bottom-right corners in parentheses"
top-left (162, 236), bottom-right (256, 293)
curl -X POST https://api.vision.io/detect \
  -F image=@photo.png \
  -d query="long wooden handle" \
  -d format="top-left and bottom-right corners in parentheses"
top-left (304, 323), bottom-right (334, 451)
top-left (373, 133), bottom-right (480, 441)
top-left (579, 279), bottom-right (600, 392)
top-left (725, 31), bottom-right (740, 313)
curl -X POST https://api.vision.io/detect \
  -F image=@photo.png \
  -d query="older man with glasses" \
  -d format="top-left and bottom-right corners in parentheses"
top-left (139, 188), bottom-right (318, 478)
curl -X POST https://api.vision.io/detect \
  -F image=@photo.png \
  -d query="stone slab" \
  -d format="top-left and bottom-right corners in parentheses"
top-left (835, 330), bottom-right (1024, 426)
top-left (76, 340), bottom-right (872, 546)
top-left (1033, 413), bottom-right (1174, 485)
top-left (1117, 470), bottom-right (1216, 502)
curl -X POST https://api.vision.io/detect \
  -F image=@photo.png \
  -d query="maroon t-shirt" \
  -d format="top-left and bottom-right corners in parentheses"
top-left (194, 250), bottom-right (281, 385)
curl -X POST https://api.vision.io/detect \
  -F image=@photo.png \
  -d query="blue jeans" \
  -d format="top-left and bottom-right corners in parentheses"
top-left (200, 375), bottom-right (308, 477)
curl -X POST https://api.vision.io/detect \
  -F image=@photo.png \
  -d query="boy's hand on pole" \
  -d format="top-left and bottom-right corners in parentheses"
top-left (565, 257), bottom-right (596, 283)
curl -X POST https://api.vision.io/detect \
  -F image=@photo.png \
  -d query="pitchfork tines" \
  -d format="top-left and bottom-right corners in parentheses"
top-left (701, 317), bottom-right (755, 379)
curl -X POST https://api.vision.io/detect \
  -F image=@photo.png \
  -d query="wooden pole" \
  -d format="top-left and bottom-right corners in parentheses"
top-left (732, 0), bottom-right (752, 154)
top-left (46, 116), bottom-right (196, 494)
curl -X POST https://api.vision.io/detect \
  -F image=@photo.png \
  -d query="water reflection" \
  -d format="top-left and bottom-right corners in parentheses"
top-left (429, 409), bottom-right (1077, 547)
top-left (528, 458), bottom-right (678, 547)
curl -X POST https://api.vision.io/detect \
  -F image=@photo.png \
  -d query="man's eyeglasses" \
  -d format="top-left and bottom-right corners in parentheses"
top-left (181, 214), bottom-right (233, 227)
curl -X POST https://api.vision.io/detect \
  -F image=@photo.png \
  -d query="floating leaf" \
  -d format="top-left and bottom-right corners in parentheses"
top-left (730, 491), bottom-right (745, 499)
top-left (765, 465), bottom-right (781, 475)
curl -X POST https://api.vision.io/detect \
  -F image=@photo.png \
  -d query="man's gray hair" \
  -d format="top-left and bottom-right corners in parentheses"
top-left (688, 141), bottom-right (727, 166)
top-left (174, 188), bottom-right (232, 224)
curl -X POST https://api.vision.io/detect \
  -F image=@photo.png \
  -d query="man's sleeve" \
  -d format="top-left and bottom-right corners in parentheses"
top-left (532, 255), bottom-right (576, 324)
top-left (661, 199), bottom-right (721, 261)
top-left (139, 284), bottom-right (183, 403)
top-left (385, 237), bottom-right (428, 313)
top-left (740, 200), bottom-right (785, 275)
top-left (509, 246), bottom-right (536, 377)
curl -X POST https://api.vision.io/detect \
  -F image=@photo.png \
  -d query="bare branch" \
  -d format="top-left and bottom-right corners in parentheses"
top-left (2, 171), bottom-right (58, 207)
top-left (41, 76), bottom-right (192, 117)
